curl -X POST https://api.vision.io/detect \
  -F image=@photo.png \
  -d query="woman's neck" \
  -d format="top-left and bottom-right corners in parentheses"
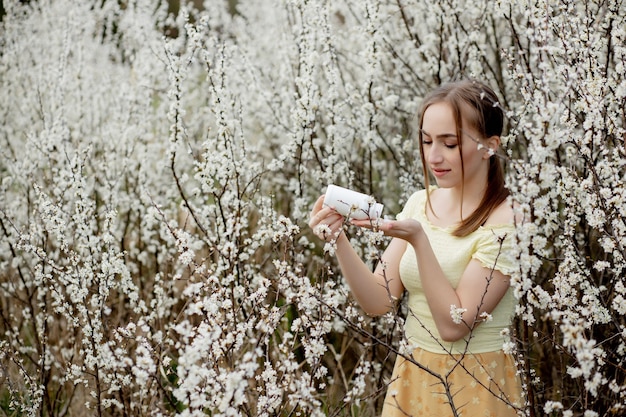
top-left (429, 179), bottom-right (488, 226)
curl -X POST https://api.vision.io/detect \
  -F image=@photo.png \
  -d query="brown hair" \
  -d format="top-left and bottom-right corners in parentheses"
top-left (418, 80), bottom-right (509, 237)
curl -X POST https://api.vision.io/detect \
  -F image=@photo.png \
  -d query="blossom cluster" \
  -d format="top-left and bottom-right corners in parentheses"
top-left (1, 0), bottom-right (624, 416)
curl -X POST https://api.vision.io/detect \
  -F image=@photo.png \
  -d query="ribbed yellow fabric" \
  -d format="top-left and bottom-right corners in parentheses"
top-left (396, 188), bottom-right (517, 354)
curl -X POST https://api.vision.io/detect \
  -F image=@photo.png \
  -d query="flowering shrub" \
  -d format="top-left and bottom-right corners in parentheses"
top-left (0, 0), bottom-right (624, 416)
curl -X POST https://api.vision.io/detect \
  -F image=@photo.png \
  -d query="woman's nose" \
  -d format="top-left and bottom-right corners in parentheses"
top-left (427, 145), bottom-right (444, 164)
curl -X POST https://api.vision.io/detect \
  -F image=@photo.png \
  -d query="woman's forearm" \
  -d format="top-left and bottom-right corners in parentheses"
top-left (410, 232), bottom-right (466, 341)
top-left (334, 232), bottom-right (404, 316)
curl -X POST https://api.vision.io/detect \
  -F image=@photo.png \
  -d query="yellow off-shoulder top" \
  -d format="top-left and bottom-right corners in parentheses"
top-left (397, 188), bottom-right (518, 354)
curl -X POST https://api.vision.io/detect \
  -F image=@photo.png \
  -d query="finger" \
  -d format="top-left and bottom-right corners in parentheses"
top-left (329, 218), bottom-right (344, 234)
top-left (350, 218), bottom-right (393, 230)
top-left (334, 214), bottom-right (347, 230)
top-left (313, 216), bottom-right (343, 241)
top-left (309, 208), bottom-right (338, 230)
top-left (309, 196), bottom-right (324, 221)
top-left (309, 197), bottom-right (327, 226)
top-left (350, 219), bottom-right (374, 228)
top-left (312, 195), bottom-right (326, 213)
top-left (378, 219), bottom-right (394, 230)
top-left (319, 206), bottom-right (344, 223)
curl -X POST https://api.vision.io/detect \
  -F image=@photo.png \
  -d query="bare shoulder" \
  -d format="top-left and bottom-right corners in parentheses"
top-left (484, 198), bottom-right (521, 226)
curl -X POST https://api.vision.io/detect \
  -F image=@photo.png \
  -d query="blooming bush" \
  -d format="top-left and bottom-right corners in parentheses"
top-left (0, 0), bottom-right (624, 416)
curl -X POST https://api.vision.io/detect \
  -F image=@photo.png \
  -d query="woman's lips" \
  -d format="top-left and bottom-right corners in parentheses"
top-left (431, 168), bottom-right (450, 177)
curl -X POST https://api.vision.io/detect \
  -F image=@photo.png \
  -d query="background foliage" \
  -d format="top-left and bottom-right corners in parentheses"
top-left (1, 0), bottom-right (625, 416)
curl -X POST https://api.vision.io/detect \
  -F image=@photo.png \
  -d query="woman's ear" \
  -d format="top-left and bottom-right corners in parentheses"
top-left (483, 135), bottom-right (501, 159)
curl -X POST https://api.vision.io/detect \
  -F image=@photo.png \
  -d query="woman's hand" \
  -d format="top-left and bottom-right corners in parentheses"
top-left (350, 218), bottom-right (424, 247)
top-left (308, 195), bottom-right (345, 241)
top-left (308, 195), bottom-right (406, 315)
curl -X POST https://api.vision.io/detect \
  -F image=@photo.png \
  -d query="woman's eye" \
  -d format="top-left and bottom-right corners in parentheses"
top-left (445, 143), bottom-right (458, 149)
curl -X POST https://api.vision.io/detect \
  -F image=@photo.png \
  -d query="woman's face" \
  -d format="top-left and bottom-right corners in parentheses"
top-left (420, 101), bottom-right (489, 190)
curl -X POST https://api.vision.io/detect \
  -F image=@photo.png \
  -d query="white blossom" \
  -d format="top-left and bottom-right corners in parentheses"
top-left (1, 0), bottom-right (625, 415)
top-left (450, 305), bottom-right (467, 325)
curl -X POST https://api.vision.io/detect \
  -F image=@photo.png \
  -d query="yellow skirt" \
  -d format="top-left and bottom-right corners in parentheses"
top-left (381, 348), bottom-right (524, 417)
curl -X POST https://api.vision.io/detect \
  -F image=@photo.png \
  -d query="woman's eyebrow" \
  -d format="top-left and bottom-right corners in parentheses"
top-left (420, 129), bottom-right (457, 139)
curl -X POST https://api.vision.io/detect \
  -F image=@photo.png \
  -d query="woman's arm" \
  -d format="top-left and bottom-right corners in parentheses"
top-left (309, 196), bottom-right (405, 316)
top-left (356, 216), bottom-right (511, 342)
top-left (409, 228), bottom-right (510, 342)
top-left (335, 233), bottom-right (406, 316)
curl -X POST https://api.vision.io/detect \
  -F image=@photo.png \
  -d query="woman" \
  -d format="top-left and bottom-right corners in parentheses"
top-left (309, 80), bottom-right (524, 416)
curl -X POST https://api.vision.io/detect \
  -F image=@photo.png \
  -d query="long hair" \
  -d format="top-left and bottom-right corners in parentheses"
top-left (418, 80), bottom-right (509, 237)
